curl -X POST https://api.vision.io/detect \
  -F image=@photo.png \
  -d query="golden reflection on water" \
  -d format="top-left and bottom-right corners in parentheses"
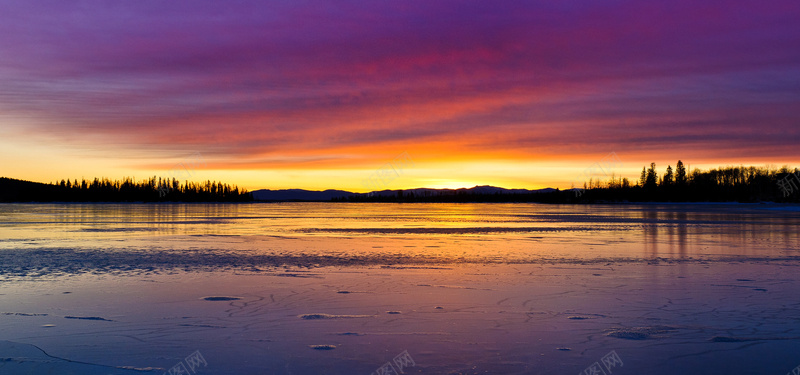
top-left (0, 203), bottom-right (798, 266)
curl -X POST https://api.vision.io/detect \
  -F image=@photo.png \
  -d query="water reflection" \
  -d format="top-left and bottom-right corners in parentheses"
top-left (641, 209), bottom-right (689, 259)
top-left (675, 211), bottom-right (688, 258)
top-left (0, 203), bottom-right (799, 278)
top-left (642, 209), bottom-right (659, 259)
top-left (2, 203), bottom-right (800, 375)
top-left (636, 205), bottom-right (800, 260)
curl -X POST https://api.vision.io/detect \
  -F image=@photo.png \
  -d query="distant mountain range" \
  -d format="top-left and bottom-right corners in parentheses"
top-left (0, 177), bottom-right (564, 202)
top-left (250, 189), bottom-right (356, 201)
top-left (251, 185), bottom-right (558, 201)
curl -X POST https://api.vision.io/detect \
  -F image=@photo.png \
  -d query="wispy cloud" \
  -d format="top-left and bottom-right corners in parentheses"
top-left (1, 0), bottom-right (799, 188)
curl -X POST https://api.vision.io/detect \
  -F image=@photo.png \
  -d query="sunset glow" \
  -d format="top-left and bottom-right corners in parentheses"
top-left (2, 1), bottom-right (799, 191)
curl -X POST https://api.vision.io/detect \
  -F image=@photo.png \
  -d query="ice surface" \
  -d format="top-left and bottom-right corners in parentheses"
top-left (1, 203), bottom-right (800, 374)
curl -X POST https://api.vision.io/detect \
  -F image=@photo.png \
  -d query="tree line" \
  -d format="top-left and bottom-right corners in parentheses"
top-left (0, 176), bottom-right (252, 202)
top-left (335, 161), bottom-right (800, 203)
top-left (578, 160), bottom-right (800, 202)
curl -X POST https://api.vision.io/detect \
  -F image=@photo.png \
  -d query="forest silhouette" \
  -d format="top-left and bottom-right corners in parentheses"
top-left (340, 161), bottom-right (800, 203)
top-left (576, 160), bottom-right (800, 203)
top-left (1, 161), bottom-right (799, 203)
top-left (0, 176), bottom-right (251, 202)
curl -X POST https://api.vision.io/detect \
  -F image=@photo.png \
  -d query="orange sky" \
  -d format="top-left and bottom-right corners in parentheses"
top-left (1, 1), bottom-right (799, 192)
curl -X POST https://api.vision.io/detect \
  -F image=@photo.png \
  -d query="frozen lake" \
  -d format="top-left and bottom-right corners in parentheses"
top-left (1, 203), bottom-right (799, 374)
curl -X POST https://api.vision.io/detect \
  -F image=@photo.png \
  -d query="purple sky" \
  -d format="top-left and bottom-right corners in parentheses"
top-left (1, 0), bottom-right (799, 189)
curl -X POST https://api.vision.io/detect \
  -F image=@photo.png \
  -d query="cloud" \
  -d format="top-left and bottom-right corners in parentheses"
top-left (1, 0), bottom-right (799, 178)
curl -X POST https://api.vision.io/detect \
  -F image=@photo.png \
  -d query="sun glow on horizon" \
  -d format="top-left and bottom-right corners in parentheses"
top-left (411, 181), bottom-right (485, 190)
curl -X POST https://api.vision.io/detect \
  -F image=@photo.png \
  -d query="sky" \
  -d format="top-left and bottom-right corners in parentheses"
top-left (1, 0), bottom-right (799, 192)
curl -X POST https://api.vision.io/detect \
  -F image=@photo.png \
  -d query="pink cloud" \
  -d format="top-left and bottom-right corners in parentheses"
top-left (1, 0), bottom-right (799, 172)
